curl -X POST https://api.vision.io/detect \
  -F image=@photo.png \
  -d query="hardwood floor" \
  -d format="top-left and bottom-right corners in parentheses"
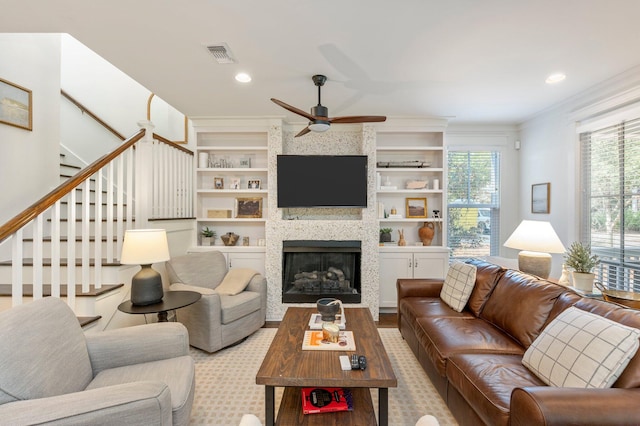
top-left (264, 312), bottom-right (397, 329)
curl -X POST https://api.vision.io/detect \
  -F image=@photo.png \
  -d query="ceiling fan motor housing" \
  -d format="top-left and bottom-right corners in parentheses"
top-left (311, 105), bottom-right (328, 118)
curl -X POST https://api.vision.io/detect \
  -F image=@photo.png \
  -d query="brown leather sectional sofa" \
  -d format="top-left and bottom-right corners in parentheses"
top-left (397, 259), bottom-right (640, 426)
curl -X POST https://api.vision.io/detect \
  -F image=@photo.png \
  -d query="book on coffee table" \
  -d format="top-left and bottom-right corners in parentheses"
top-left (302, 330), bottom-right (356, 351)
top-left (308, 313), bottom-right (346, 330)
top-left (301, 387), bottom-right (354, 414)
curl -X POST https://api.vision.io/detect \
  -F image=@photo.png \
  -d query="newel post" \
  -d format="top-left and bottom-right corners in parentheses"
top-left (134, 120), bottom-right (156, 229)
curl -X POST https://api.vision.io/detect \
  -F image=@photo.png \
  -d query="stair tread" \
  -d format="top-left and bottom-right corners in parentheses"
top-left (23, 237), bottom-right (111, 242)
top-left (0, 258), bottom-right (121, 267)
top-left (60, 164), bottom-right (81, 170)
top-left (47, 218), bottom-right (134, 222)
top-left (78, 315), bottom-right (102, 327)
top-left (0, 283), bottom-right (124, 297)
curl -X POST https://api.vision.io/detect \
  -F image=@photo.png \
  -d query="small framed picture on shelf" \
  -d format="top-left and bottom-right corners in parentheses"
top-left (238, 157), bottom-right (251, 168)
top-left (230, 178), bottom-right (241, 190)
top-left (248, 179), bottom-right (261, 189)
top-left (236, 197), bottom-right (263, 218)
top-left (214, 177), bottom-right (224, 189)
top-left (406, 197), bottom-right (428, 218)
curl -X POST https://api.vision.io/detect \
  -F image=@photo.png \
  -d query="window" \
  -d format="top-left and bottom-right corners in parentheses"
top-left (447, 150), bottom-right (500, 259)
top-left (580, 118), bottom-right (640, 292)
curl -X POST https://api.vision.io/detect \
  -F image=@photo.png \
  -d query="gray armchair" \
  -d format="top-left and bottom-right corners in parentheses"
top-left (0, 297), bottom-right (194, 425)
top-left (166, 250), bottom-right (266, 353)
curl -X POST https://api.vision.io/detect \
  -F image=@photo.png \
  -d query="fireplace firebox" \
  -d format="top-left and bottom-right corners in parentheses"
top-left (282, 240), bottom-right (361, 303)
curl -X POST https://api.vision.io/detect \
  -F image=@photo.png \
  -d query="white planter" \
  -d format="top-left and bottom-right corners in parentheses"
top-left (572, 271), bottom-right (595, 292)
top-left (201, 236), bottom-right (213, 246)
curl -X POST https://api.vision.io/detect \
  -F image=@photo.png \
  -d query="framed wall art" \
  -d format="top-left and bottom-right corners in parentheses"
top-left (531, 182), bottom-right (550, 214)
top-left (0, 77), bottom-right (32, 131)
top-left (236, 197), bottom-right (263, 218)
top-left (406, 197), bottom-right (428, 218)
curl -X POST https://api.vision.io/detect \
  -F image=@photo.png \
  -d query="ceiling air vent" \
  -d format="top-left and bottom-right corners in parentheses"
top-left (206, 43), bottom-right (236, 64)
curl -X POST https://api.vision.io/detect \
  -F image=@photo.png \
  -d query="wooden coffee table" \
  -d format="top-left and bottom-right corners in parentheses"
top-left (256, 307), bottom-right (397, 425)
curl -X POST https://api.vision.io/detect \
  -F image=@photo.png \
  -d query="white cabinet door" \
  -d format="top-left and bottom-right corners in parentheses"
top-left (379, 252), bottom-right (413, 308)
top-left (227, 252), bottom-right (266, 276)
top-left (413, 252), bottom-right (448, 279)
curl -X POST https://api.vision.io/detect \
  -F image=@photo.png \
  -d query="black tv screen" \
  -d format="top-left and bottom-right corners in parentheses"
top-left (277, 155), bottom-right (368, 208)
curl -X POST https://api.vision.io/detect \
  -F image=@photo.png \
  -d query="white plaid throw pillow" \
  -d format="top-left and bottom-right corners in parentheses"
top-left (439, 262), bottom-right (477, 312)
top-left (522, 306), bottom-right (640, 388)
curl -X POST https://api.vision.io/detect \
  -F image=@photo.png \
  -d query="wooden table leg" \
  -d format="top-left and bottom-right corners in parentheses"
top-left (379, 387), bottom-right (388, 426)
top-left (265, 385), bottom-right (275, 426)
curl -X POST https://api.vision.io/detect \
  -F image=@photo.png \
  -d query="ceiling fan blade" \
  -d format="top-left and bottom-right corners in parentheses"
top-left (270, 98), bottom-right (316, 121)
top-left (329, 115), bottom-right (387, 124)
top-left (295, 126), bottom-right (312, 138)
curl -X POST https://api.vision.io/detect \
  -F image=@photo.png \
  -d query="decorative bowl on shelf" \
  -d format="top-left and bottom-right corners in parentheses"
top-left (220, 232), bottom-right (239, 246)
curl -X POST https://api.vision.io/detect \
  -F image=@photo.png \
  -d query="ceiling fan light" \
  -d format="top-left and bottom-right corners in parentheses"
top-left (308, 121), bottom-right (330, 132)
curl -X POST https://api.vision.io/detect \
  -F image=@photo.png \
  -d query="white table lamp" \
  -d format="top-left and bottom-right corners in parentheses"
top-left (120, 229), bottom-right (170, 305)
top-left (503, 220), bottom-right (565, 279)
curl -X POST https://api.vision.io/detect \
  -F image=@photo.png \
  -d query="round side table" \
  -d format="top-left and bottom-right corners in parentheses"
top-left (118, 290), bottom-right (201, 322)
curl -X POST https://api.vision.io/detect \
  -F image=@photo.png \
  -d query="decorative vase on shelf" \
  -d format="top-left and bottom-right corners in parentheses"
top-left (201, 236), bottom-right (212, 246)
top-left (221, 232), bottom-right (239, 246)
top-left (418, 222), bottom-right (435, 246)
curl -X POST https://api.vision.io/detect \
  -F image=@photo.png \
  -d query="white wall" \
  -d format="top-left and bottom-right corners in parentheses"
top-left (517, 66), bottom-right (640, 278)
top-left (0, 34), bottom-right (61, 225)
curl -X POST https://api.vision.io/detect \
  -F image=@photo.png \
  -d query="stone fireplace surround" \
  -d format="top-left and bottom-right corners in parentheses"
top-left (264, 125), bottom-right (380, 321)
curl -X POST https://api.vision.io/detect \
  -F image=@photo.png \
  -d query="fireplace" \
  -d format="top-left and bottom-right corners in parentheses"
top-left (282, 240), bottom-right (362, 303)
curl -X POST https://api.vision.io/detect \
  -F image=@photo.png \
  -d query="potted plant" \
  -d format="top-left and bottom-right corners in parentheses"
top-left (380, 228), bottom-right (392, 243)
top-left (200, 227), bottom-right (216, 246)
top-left (564, 241), bottom-right (599, 291)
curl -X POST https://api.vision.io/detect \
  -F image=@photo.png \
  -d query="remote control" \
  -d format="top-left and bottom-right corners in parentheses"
top-left (339, 355), bottom-right (351, 370)
top-left (358, 355), bottom-right (367, 370)
top-left (351, 354), bottom-right (360, 370)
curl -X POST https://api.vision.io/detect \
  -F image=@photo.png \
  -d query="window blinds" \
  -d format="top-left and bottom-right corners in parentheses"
top-left (447, 150), bottom-right (500, 259)
top-left (580, 118), bottom-right (640, 292)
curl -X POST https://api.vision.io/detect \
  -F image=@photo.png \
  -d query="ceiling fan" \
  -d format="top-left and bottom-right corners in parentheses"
top-left (271, 74), bottom-right (387, 138)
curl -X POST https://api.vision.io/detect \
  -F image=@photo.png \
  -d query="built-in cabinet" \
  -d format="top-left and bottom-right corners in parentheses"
top-left (193, 122), bottom-right (271, 250)
top-left (187, 246), bottom-right (266, 276)
top-left (378, 247), bottom-right (449, 308)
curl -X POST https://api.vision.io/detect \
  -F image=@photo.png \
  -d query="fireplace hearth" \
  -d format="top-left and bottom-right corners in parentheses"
top-left (282, 240), bottom-right (361, 303)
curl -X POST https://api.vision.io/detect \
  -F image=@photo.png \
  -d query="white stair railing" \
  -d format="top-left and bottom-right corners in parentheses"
top-left (0, 121), bottom-right (194, 308)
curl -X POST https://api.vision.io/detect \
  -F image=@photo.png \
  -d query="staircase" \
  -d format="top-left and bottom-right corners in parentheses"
top-left (0, 124), bottom-right (194, 330)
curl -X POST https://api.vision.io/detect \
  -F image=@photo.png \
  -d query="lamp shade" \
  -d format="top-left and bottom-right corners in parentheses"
top-left (120, 229), bottom-right (170, 265)
top-left (503, 220), bottom-right (565, 253)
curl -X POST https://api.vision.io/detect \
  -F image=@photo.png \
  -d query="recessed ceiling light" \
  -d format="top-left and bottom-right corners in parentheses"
top-left (235, 73), bottom-right (251, 83)
top-left (545, 73), bottom-right (566, 84)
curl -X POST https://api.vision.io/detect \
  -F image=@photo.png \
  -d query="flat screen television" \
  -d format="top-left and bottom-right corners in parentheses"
top-left (277, 155), bottom-right (368, 208)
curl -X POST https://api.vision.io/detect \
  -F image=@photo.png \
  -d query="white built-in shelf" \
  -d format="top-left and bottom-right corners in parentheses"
top-left (375, 167), bottom-right (443, 173)
top-left (197, 168), bottom-right (268, 173)
top-left (196, 217), bottom-right (267, 222)
top-left (376, 146), bottom-right (444, 151)
top-left (379, 218), bottom-right (443, 223)
top-left (197, 189), bottom-right (268, 195)
top-left (376, 189), bottom-right (443, 194)
top-left (196, 146), bottom-right (268, 151)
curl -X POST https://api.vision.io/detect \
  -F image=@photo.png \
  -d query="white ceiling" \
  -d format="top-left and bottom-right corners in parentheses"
top-left (3, 0), bottom-right (640, 125)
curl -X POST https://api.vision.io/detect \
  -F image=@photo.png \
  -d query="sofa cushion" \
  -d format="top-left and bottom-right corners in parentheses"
top-left (399, 297), bottom-right (474, 330)
top-left (0, 297), bottom-right (93, 403)
top-left (522, 306), bottom-right (640, 388)
top-left (415, 316), bottom-right (524, 376)
top-left (166, 251), bottom-right (228, 290)
top-left (440, 262), bottom-right (477, 312)
top-left (87, 355), bottom-right (194, 425)
top-left (465, 259), bottom-right (505, 316)
top-left (480, 270), bottom-right (566, 348)
top-left (220, 291), bottom-right (261, 324)
top-left (447, 354), bottom-right (544, 426)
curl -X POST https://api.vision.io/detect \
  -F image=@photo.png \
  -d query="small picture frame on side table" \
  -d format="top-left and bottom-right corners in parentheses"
top-left (406, 197), bottom-right (428, 218)
top-left (531, 182), bottom-right (550, 214)
top-left (236, 197), bottom-right (263, 218)
top-left (214, 177), bottom-right (224, 190)
top-left (248, 179), bottom-right (261, 189)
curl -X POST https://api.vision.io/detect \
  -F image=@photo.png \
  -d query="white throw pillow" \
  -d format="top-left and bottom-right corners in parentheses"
top-left (522, 306), bottom-right (640, 388)
top-left (215, 268), bottom-right (258, 296)
top-left (439, 262), bottom-right (477, 312)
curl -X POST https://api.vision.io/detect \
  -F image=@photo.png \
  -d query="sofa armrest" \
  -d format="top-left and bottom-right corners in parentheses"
top-left (0, 382), bottom-right (172, 425)
top-left (85, 322), bottom-right (189, 374)
top-left (397, 278), bottom-right (444, 300)
top-left (246, 274), bottom-right (267, 319)
top-left (511, 387), bottom-right (640, 426)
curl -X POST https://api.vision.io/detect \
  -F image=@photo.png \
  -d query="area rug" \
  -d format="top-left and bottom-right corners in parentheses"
top-left (189, 328), bottom-right (458, 426)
